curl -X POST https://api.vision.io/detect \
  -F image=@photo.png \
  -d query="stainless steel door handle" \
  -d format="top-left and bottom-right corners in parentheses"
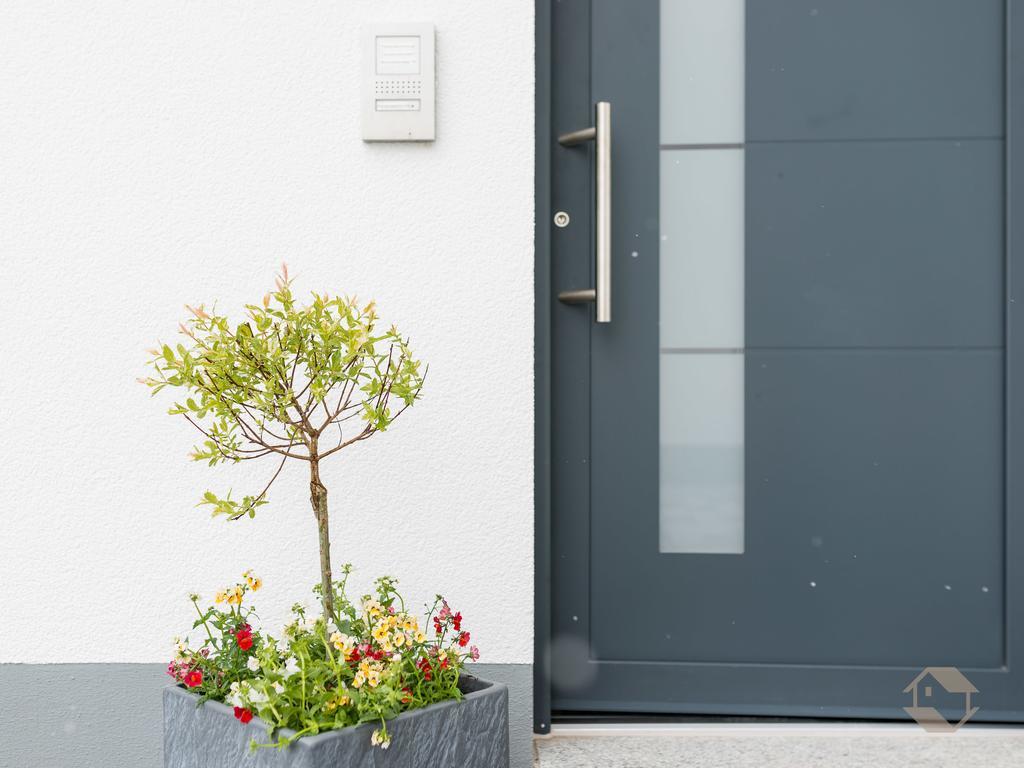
top-left (557, 101), bottom-right (612, 323)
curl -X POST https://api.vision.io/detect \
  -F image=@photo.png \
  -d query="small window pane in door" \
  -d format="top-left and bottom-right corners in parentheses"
top-left (660, 0), bottom-right (744, 145)
top-left (660, 150), bottom-right (744, 349)
top-left (660, 354), bottom-right (744, 554)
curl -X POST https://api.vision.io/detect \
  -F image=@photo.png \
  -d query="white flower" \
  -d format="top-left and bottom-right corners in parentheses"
top-left (248, 686), bottom-right (268, 705)
top-left (275, 638), bottom-right (289, 656)
top-left (284, 656), bottom-right (301, 678)
top-left (226, 681), bottom-right (243, 707)
top-left (246, 656), bottom-right (260, 672)
top-left (371, 729), bottom-right (391, 749)
top-left (273, 681), bottom-right (285, 694)
top-left (171, 636), bottom-right (188, 659)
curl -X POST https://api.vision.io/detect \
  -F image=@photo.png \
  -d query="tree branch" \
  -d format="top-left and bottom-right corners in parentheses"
top-left (227, 451), bottom-right (290, 521)
top-left (317, 423), bottom-right (376, 460)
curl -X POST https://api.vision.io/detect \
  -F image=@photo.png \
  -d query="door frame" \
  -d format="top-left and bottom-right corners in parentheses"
top-left (534, 0), bottom-right (553, 737)
top-left (536, 0), bottom-right (1024, 733)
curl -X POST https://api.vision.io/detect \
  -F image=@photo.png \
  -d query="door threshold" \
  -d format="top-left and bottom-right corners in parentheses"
top-left (542, 721), bottom-right (1024, 737)
top-left (535, 723), bottom-right (1024, 768)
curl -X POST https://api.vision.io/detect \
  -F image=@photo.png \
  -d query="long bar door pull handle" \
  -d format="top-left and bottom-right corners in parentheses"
top-left (557, 101), bottom-right (611, 324)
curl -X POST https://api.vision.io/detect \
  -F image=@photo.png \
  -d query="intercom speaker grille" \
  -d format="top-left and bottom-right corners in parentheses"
top-left (374, 80), bottom-right (423, 97)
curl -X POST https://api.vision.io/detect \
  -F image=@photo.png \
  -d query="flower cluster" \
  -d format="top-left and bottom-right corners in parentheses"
top-left (167, 567), bottom-right (478, 751)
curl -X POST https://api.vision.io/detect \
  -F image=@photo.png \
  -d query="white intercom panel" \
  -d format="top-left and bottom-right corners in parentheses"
top-left (362, 23), bottom-right (436, 142)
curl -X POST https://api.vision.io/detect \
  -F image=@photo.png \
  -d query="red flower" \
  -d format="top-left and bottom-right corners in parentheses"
top-left (235, 626), bottom-right (254, 651)
top-left (417, 657), bottom-right (433, 681)
top-left (458, 631), bottom-right (470, 647)
top-left (183, 670), bottom-right (203, 688)
top-left (233, 706), bottom-right (253, 724)
top-left (401, 687), bottom-right (413, 704)
top-left (453, 613), bottom-right (462, 632)
top-left (433, 617), bottom-right (442, 633)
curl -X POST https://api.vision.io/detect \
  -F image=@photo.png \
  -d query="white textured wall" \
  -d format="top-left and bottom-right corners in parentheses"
top-left (0, 2), bottom-right (534, 663)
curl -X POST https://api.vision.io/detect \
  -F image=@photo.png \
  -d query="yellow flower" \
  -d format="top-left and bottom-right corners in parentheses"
top-left (226, 585), bottom-right (244, 605)
top-left (325, 692), bottom-right (354, 716)
top-left (324, 689), bottom-right (351, 713)
top-left (371, 624), bottom-right (390, 643)
top-left (353, 671), bottom-right (366, 689)
top-left (367, 670), bottom-right (381, 688)
top-left (330, 632), bottom-right (356, 659)
top-left (214, 591), bottom-right (227, 605)
top-left (403, 617), bottom-right (419, 633)
top-left (414, 630), bottom-right (426, 644)
top-left (249, 577), bottom-right (262, 591)
top-left (380, 639), bottom-right (393, 654)
top-left (393, 633), bottom-right (407, 648)
top-left (362, 599), bottom-right (383, 620)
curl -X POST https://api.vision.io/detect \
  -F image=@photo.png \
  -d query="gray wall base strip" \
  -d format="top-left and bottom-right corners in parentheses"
top-left (477, 663), bottom-right (533, 768)
top-left (0, 662), bottom-right (532, 768)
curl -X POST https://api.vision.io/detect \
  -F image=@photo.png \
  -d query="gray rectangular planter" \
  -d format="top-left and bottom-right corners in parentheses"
top-left (164, 675), bottom-right (508, 768)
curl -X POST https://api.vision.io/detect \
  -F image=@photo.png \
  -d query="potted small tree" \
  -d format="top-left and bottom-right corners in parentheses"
top-left (143, 267), bottom-right (508, 767)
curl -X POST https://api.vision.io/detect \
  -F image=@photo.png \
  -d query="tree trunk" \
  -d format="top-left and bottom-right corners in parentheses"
top-left (308, 445), bottom-right (335, 625)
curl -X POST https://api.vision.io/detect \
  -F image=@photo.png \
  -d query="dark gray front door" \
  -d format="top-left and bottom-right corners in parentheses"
top-left (548, 0), bottom-right (1024, 719)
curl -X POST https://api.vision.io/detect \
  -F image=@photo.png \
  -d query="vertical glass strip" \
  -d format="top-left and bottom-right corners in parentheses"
top-left (659, 0), bottom-right (745, 554)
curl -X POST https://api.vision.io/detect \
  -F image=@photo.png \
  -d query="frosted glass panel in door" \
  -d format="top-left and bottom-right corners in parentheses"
top-left (660, 150), bottom-right (744, 349)
top-left (660, 354), bottom-right (744, 554)
top-left (660, 0), bottom-right (745, 145)
top-left (659, 0), bottom-right (745, 554)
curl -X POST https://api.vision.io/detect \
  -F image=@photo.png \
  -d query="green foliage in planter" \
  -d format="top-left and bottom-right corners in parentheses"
top-left (168, 566), bottom-right (478, 751)
top-left (142, 266), bottom-right (425, 621)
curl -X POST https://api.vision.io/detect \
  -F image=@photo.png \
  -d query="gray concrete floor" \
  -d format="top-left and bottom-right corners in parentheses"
top-left (534, 724), bottom-right (1024, 767)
